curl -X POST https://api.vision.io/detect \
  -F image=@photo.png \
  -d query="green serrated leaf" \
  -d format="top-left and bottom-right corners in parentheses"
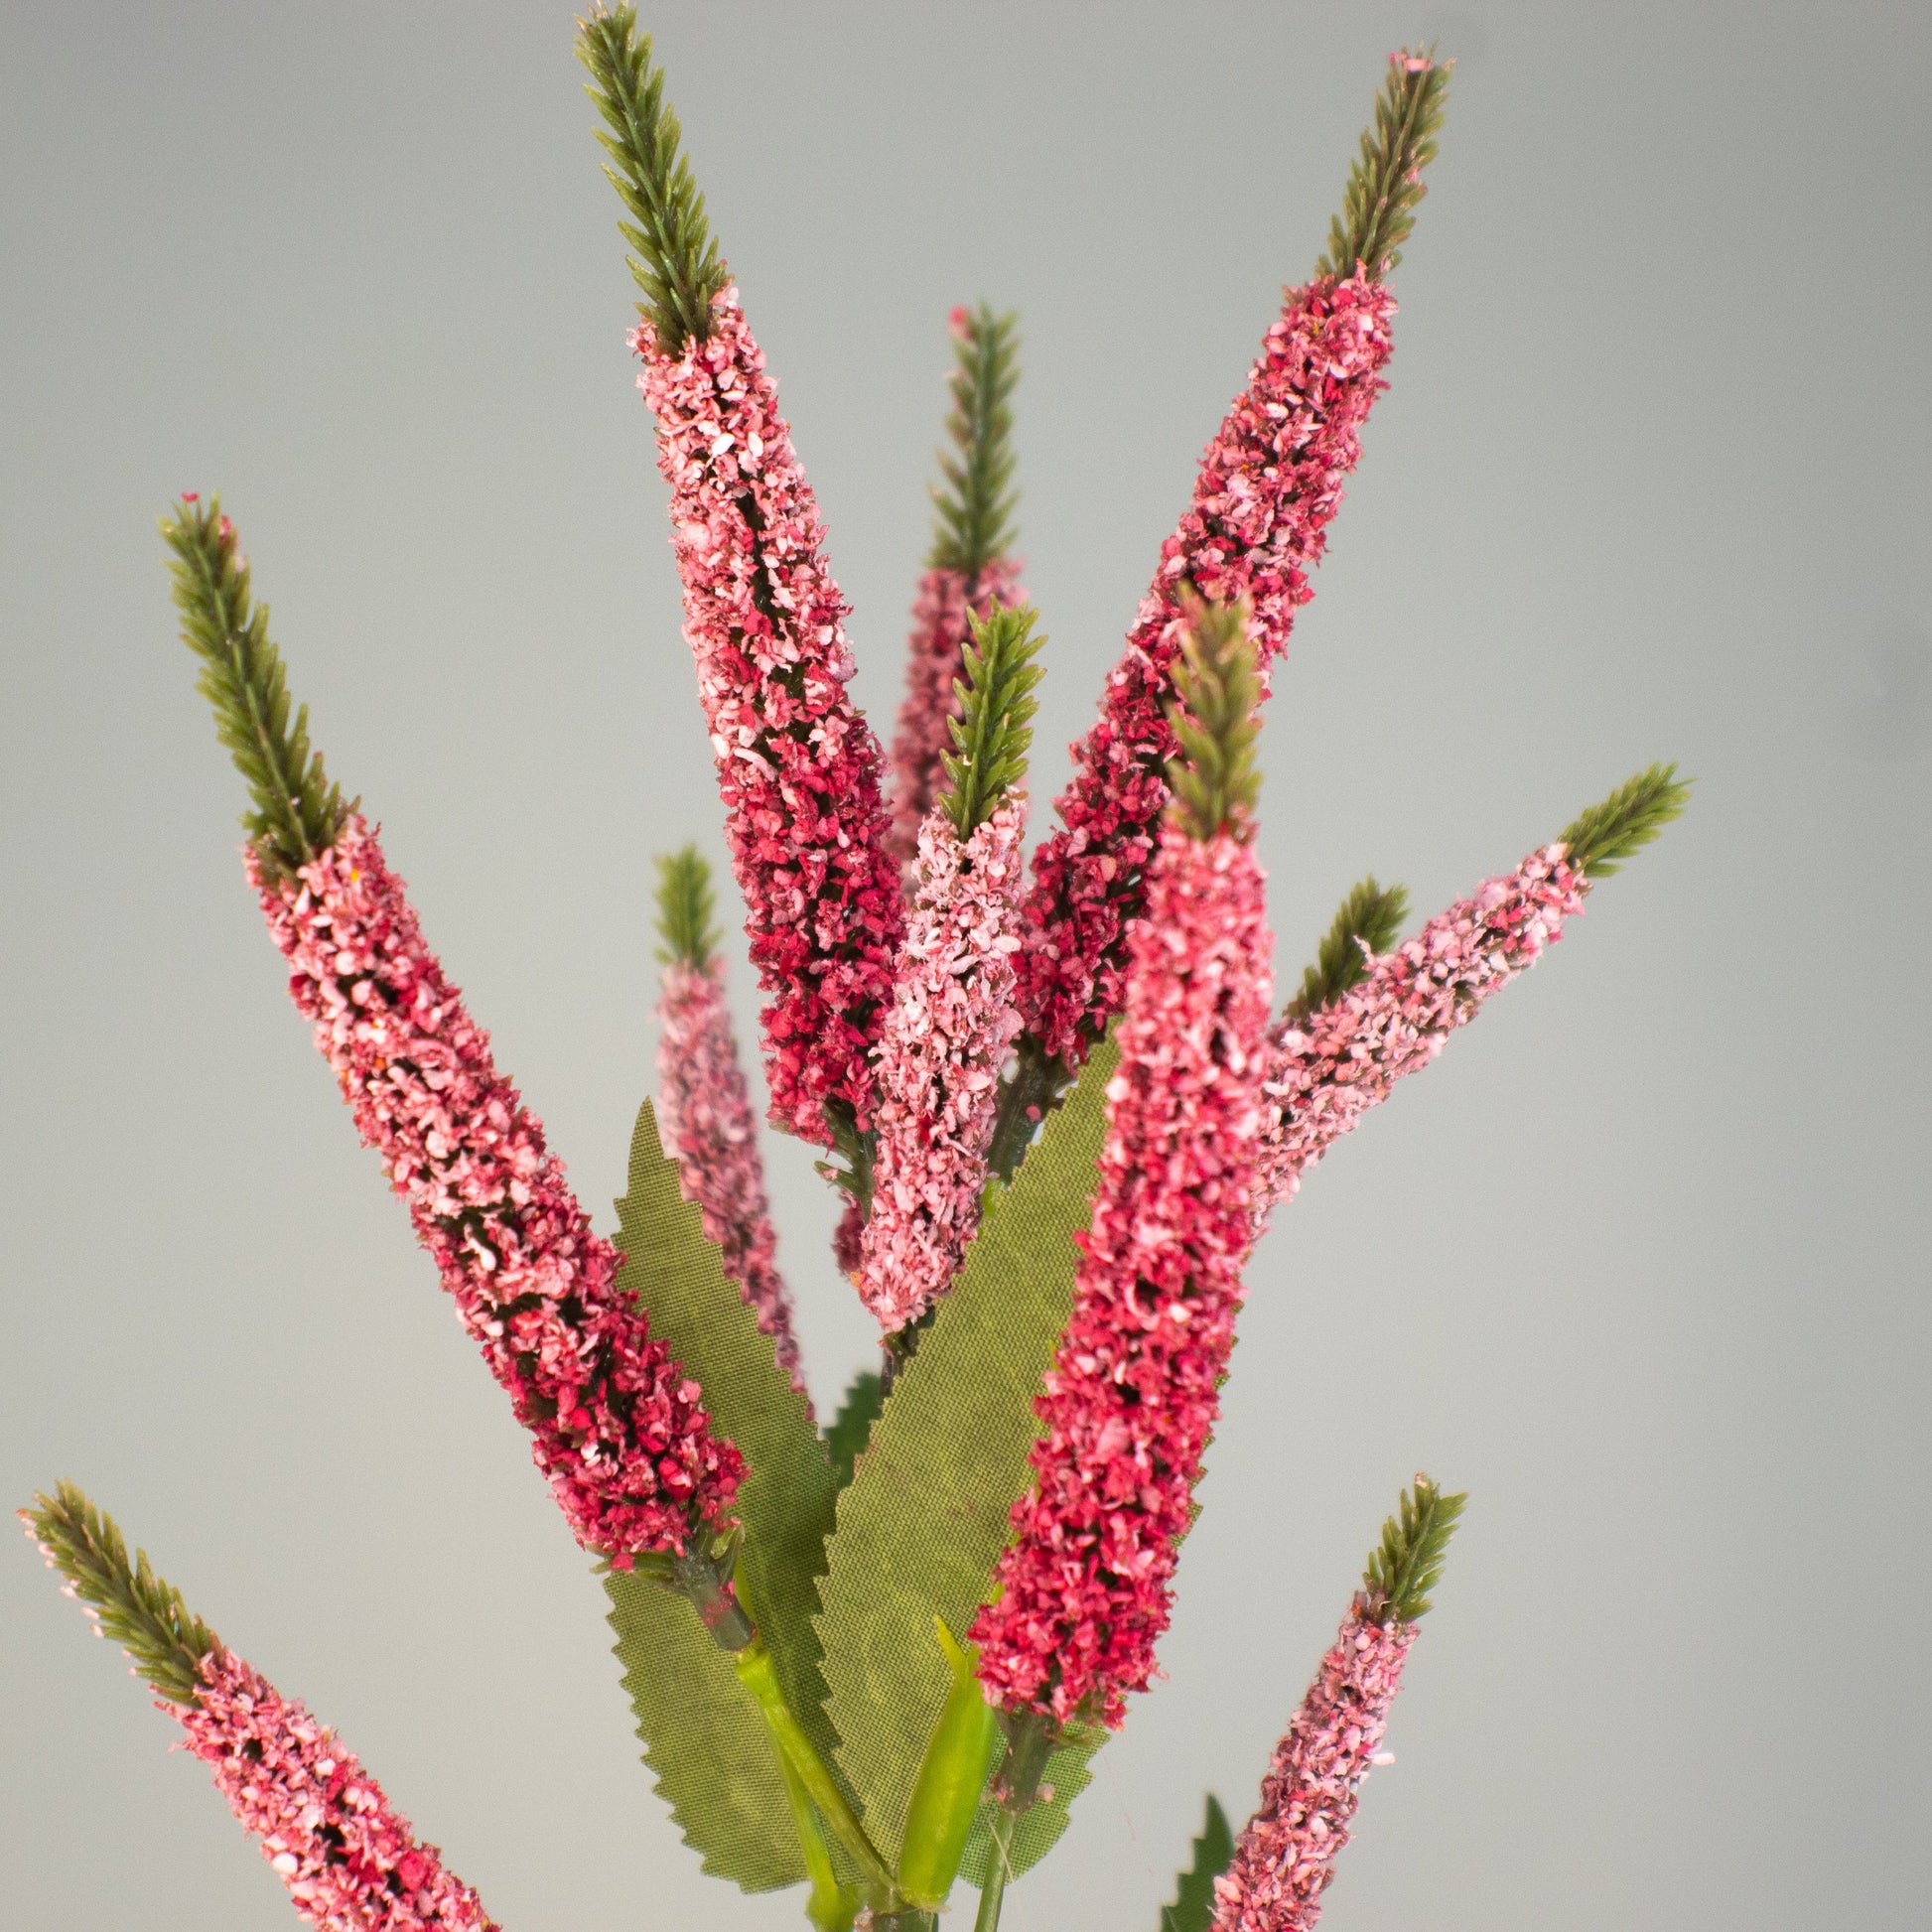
top-left (1157, 1794), bottom-right (1235, 1932)
top-left (812, 1037), bottom-right (1119, 1868)
top-left (604, 1098), bottom-right (844, 1889)
top-left (824, 1368), bottom-right (886, 1491)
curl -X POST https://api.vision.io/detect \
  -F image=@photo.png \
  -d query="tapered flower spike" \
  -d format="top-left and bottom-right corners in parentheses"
top-left (887, 305), bottom-right (1028, 870)
top-left (1208, 1477), bottom-right (1464, 1932)
top-left (1254, 765), bottom-right (1690, 1221)
top-left (23, 1487), bottom-right (499, 1931)
top-left (857, 607), bottom-right (1043, 1331)
top-left (583, 11), bottom-right (903, 1148)
top-left (970, 602), bottom-right (1272, 1727)
top-left (163, 503), bottom-right (742, 1569)
top-left (653, 848), bottom-right (807, 1395)
top-left (1016, 50), bottom-right (1448, 1067)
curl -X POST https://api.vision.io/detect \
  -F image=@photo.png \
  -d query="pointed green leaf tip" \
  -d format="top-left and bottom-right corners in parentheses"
top-left (1314, 48), bottom-right (1452, 281)
top-left (1361, 1473), bottom-right (1466, 1625)
top-left (1285, 876), bottom-right (1411, 1026)
top-left (928, 303), bottom-right (1022, 581)
top-left (577, 5), bottom-right (729, 354)
top-left (162, 494), bottom-right (351, 886)
top-left (655, 844), bottom-right (722, 968)
top-left (1158, 1794), bottom-right (1236, 1932)
top-left (1560, 762), bottom-right (1693, 880)
top-left (21, 1483), bottom-right (218, 1707)
top-left (1166, 597), bottom-right (1263, 842)
top-left (941, 603), bottom-right (1044, 837)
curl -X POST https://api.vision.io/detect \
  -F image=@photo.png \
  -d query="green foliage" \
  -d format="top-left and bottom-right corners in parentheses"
top-left (1559, 763), bottom-right (1692, 880)
top-left (22, 1482), bottom-right (218, 1708)
top-left (577, 5), bottom-right (729, 353)
top-left (955, 1719), bottom-right (1106, 1892)
top-left (813, 1038), bottom-right (1119, 1868)
top-left (1361, 1474), bottom-right (1466, 1625)
top-left (824, 1369), bottom-right (886, 1491)
top-left (1314, 49), bottom-right (1452, 281)
top-left (1166, 599), bottom-right (1262, 841)
top-left (941, 605), bottom-right (1045, 838)
top-left (605, 1099), bottom-right (844, 1889)
top-left (1157, 1795), bottom-right (1236, 1932)
top-left (1284, 876), bottom-right (1411, 1026)
top-left (655, 844), bottom-right (721, 968)
top-left (928, 304), bottom-right (1022, 581)
top-left (162, 494), bottom-right (351, 885)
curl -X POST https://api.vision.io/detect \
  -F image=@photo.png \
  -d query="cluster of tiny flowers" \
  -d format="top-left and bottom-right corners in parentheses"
top-left (1255, 846), bottom-right (1587, 1219)
top-left (972, 823), bottom-right (1273, 1725)
top-left (857, 791), bottom-right (1030, 1330)
top-left (885, 558), bottom-right (1026, 872)
top-left (177, 1648), bottom-right (497, 1931)
top-left (251, 816), bottom-right (741, 1562)
top-left (634, 292), bottom-right (903, 1142)
top-left (1208, 1607), bottom-right (1415, 1932)
top-left (1017, 273), bottom-right (1396, 1063)
top-left (656, 957), bottom-right (806, 1394)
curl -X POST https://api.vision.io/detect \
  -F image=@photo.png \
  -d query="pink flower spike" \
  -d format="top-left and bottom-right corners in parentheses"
top-left (177, 1646), bottom-right (498, 1931)
top-left (970, 820), bottom-right (1274, 1726)
top-left (633, 290), bottom-right (903, 1144)
top-left (1017, 273), bottom-right (1396, 1064)
top-left (858, 789), bottom-right (1030, 1331)
top-left (1208, 1608), bottom-right (1415, 1932)
top-left (250, 815), bottom-right (741, 1563)
top-left (656, 956), bottom-right (807, 1397)
top-left (1255, 844), bottom-right (1587, 1221)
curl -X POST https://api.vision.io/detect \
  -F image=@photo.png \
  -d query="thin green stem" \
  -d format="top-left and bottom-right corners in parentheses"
top-left (986, 1037), bottom-right (1070, 1181)
top-left (772, 1741), bottom-right (859, 1932)
top-left (971, 1812), bottom-right (1014, 1932)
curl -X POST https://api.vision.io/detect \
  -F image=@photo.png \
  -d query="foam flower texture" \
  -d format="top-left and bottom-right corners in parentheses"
top-left (1207, 1607), bottom-right (1414, 1932)
top-left (250, 814), bottom-right (741, 1562)
top-left (634, 289), bottom-right (903, 1142)
top-left (971, 822), bottom-right (1273, 1725)
top-left (857, 789), bottom-right (1029, 1331)
top-left (1256, 844), bottom-right (1587, 1218)
top-left (1019, 273), bottom-right (1396, 1062)
top-left (177, 1647), bottom-right (498, 1931)
top-left (656, 956), bottom-right (806, 1394)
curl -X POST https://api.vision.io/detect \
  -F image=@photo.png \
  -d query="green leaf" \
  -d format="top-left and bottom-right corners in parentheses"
top-left (824, 1368), bottom-right (886, 1491)
top-left (604, 1098), bottom-right (844, 1889)
top-left (1156, 1794), bottom-right (1236, 1932)
top-left (812, 1037), bottom-right (1119, 1868)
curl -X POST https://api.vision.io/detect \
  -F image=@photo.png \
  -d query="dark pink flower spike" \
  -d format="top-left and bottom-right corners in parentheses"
top-left (970, 820), bottom-right (1273, 1726)
top-left (178, 1647), bottom-right (498, 1931)
top-left (858, 789), bottom-right (1029, 1330)
top-left (1255, 845), bottom-right (1587, 1220)
top-left (633, 291), bottom-right (903, 1143)
top-left (657, 956), bottom-right (807, 1397)
top-left (251, 816), bottom-right (741, 1564)
top-left (886, 560), bottom-right (1026, 875)
top-left (1207, 1609), bottom-right (1414, 1932)
top-left (1017, 274), bottom-right (1396, 1064)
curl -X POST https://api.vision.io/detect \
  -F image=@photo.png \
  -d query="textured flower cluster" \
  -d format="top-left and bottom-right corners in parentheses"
top-left (656, 957), bottom-right (805, 1394)
top-left (178, 1648), bottom-right (497, 1931)
top-left (857, 791), bottom-right (1029, 1330)
top-left (1208, 1608), bottom-right (1415, 1932)
top-left (885, 559), bottom-right (1025, 872)
top-left (1018, 273), bottom-right (1396, 1063)
top-left (251, 815), bottom-right (741, 1562)
top-left (972, 822), bottom-right (1273, 1725)
top-left (634, 292), bottom-right (903, 1142)
top-left (1255, 846), bottom-right (1587, 1219)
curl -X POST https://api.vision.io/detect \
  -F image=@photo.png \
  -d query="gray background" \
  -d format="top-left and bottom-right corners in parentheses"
top-left (3, 2), bottom-right (1927, 1927)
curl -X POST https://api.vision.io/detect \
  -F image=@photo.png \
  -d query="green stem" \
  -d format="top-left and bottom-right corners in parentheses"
top-left (969, 1710), bottom-right (1056, 1932)
top-left (971, 1812), bottom-right (1014, 1932)
top-left (986, 1037), bottom-right (1069, 1182)
top-left (772, 1741), bottom-right (860, 1932)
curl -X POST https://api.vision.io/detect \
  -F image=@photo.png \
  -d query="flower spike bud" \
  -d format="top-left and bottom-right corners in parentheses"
top-left (653, 847), bottom-right (807, 1395)
top-left (1313, 49), bottom-right (1453, 283)
top-left (1283, 876), bottom-right (1410, 1028)
top-left (941, 602), bottom-right (1045, 838)
top-left (971, 790), bottom-right (1275, 1727)
top-left (1207, 1477), bottom-right (1461, 1932)
top-left (1558, 761), bottom-right (1691, 879)
top-left (576, 6), bottom-right (729, 355)
top-left (888, 305), bottom-right (1028, 871)
top-left (1166, 598), bottom-right (1264, 843)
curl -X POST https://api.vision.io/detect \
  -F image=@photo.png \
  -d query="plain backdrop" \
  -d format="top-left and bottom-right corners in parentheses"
top-left (3, 2), bottom-right (1928, 1928)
